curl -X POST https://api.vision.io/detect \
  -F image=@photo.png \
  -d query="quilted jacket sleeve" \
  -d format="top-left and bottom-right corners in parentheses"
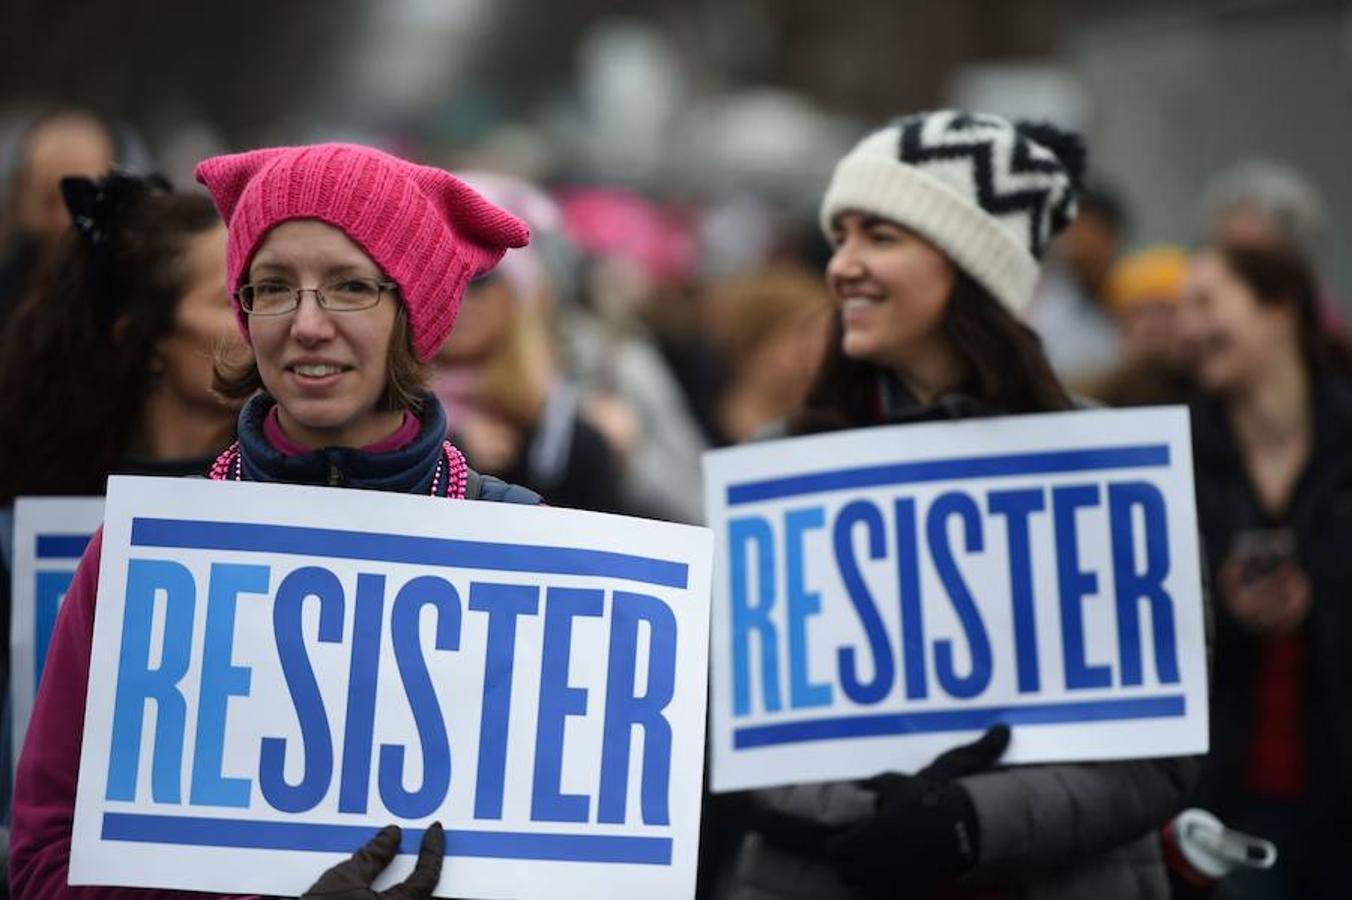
top-left (958, 754), bottom-right (1200, 881)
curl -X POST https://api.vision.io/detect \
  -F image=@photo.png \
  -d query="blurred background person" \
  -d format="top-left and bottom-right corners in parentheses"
top-left (434, 171), bottom-right (623, 513)
top-left (692, 261), bottom-right (832, 897)
top-left (0, 172), bottom-right (240, 500)
top-left (0, 169), bottom-right (240, 881)
top-left (1181, 242), bottom-right (1352, 900)
top-left (1084, 244), bottom-right (1194, 407)
top-left (1201, 159), bottom-right (1342, 332)
top-left (555, 186), bottom-right (709, 522)
top-left (1202, 161), bottom-right (1328, 259)
top-left (0, 109), bottom-right (116, 333)
top-left (702, 263), bottom-right (832, 446)
top-left (1026, 183), bottom-right (1128, 388)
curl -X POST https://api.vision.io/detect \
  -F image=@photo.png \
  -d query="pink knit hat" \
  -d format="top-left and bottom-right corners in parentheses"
top-left (194, 143), bottom-right (530, 360)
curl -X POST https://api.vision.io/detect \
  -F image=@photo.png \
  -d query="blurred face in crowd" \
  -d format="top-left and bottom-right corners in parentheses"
top-left (246, 220), bottom-right (403, 448)
top-left (826, 211), bottom-right (956, 372)
top-left (750, 309), bottom-right (832, 400)
top-left (1213, 205), bottom-right (1294, 254)
top-left (1117, 301), bottom-right (1183, 367)
top-left (438, 274), bottom-right (516, 364)
top-left (1214, 207), bottom-right (1274, 248)
top-left (1058, 209), bottom-right (1120, 298)
top-left (1179, 249), bottom-right (1298, 393)
top-left (13, 113), bottom-right (115, 243)
top-left (153, 225), bottom-right (239, 411)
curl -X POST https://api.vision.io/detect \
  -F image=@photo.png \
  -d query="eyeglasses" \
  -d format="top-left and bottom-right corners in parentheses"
top-left (235, 278), bottom-right (398, 316)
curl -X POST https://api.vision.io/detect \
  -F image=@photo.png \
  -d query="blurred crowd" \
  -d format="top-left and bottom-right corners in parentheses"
top-left (0, 102), bottom-right (1350, 900)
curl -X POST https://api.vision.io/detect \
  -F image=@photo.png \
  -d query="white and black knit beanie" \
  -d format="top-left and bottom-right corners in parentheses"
top-left (820, 110), bottom-right (1086, 315)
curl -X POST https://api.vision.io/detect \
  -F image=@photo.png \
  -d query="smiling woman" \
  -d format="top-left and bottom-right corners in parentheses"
top-left (215, 220), bottom-right (412, 449)
top-left (731, 111), bottom-right (1203, 900)
top-left (188, 143), bottom-right (535, 493)
top-left (10, 143), bottom-right (541, 900)
top-left (826, 212), bottom-right (957, 386)
top-left (790, 117), bottom-right (1079, 437)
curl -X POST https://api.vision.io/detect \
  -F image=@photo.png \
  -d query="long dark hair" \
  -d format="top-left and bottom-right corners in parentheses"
top-left (1212, 242), bottom-right (1352, 378)
top-left (0, 177), bottom-right (221, 502)
top-left (792, 272), bottom-right (1072, 434)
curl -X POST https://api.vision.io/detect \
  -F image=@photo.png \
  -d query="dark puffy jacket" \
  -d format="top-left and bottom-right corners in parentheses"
top-left (724, 381), bottom-right (1202, 900)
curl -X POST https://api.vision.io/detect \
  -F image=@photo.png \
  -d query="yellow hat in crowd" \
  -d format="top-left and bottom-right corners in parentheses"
top-left (1106, 245), bottom-right (1189, 313)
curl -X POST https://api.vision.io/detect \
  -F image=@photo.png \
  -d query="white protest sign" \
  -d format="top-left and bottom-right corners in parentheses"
top-left (701, 407), bottom-right (1208, 793)
top-left (71, 476), bottom-right (713, 900)
top-left (10, 497), bottom-right (104, 773)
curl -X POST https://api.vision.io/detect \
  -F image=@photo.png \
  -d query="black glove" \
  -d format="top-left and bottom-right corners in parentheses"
top-left (302, 823), bottom-right (445, 900)
top-left (825, 725), bottom-right (1010, 898)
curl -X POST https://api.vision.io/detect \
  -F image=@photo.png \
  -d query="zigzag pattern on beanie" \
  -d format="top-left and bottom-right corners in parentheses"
top-left (897, 112), bottom-right (1080, 259)
top-left (819, 109), bottom-right (1084, 315)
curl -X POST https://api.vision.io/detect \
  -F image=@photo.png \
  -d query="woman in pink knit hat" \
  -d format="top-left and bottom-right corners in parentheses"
top-left (10, 143), bottom-right (537, 900)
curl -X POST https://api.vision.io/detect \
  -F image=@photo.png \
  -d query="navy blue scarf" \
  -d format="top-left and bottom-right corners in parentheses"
top-left (234, 393), bottom-right (450, 494)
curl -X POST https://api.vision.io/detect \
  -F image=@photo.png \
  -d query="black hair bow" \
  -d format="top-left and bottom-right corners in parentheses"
top-left (60, 169), bottom-right (171, 248)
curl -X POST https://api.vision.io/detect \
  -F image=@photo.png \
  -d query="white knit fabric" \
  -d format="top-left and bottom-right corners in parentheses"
top-left (820, 111), bottom-right (1078, 315)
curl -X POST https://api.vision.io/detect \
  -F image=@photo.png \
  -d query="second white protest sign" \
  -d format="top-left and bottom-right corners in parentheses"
top-left (10, 496), bottom-right (104, 774)
top-left (702, 406), bottom-right (1208, 793)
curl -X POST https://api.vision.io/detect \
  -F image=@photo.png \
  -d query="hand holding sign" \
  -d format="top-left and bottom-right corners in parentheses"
top-left (825, 725), bottom-right (1010, 897)
top-left (302, 823), bottom-right (444, 900)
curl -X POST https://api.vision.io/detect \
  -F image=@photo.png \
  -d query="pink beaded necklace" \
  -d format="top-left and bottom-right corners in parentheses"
top-left (209, 440), bottom-right (469, 499)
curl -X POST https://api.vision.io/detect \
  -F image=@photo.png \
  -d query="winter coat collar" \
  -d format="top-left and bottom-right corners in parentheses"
top-left (876, 369), bottom-right (996, 424)
top-left (235, 392), bottom-right (449, 493)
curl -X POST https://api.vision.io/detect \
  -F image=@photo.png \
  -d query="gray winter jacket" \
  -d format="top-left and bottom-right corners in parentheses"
top-left (725, 752), bottom-right (1198, 900)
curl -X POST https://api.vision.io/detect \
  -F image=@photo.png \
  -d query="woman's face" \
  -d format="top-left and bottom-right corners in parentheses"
top-left (747, 308), bottom-right (832, 401)
top-left (246, 219), bottom-right (402, 448)
top-left (1179, 250), bottom-right (1296, 393)
top-left (826, 212), bottom-right (956, 370)
top-left (155, 225), bottom-right (239, 413)
top-left (437, 275), bottom-right (517, 365)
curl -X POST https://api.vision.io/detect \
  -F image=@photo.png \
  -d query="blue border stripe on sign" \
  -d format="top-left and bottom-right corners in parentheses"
top-left (35, 534), bottom-right (93, 559)
top-left (130, 518), bottom-right (689, 589)
top-left (100, 814), bottom-right (673, 865)
top-left (726, 444), bottom-right (1171, 506)
top-left (732, 695), bottom-right (1186, 749)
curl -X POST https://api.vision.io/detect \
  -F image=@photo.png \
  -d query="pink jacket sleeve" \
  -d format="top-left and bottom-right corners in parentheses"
top-left (9, 529), bottom-right (252, 900)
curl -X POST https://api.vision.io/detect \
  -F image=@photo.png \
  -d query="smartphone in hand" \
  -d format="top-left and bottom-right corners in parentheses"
top-left (1230, 528), bottom-right (1297, 585)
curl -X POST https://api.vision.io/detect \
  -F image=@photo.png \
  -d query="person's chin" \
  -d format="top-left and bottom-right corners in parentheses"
top-left (277, 395), bottom-right (359, 431)
top-left (841, 332), bottom-right (886, 366)
top-left (1195, 362), bottom-right (1232, 394)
